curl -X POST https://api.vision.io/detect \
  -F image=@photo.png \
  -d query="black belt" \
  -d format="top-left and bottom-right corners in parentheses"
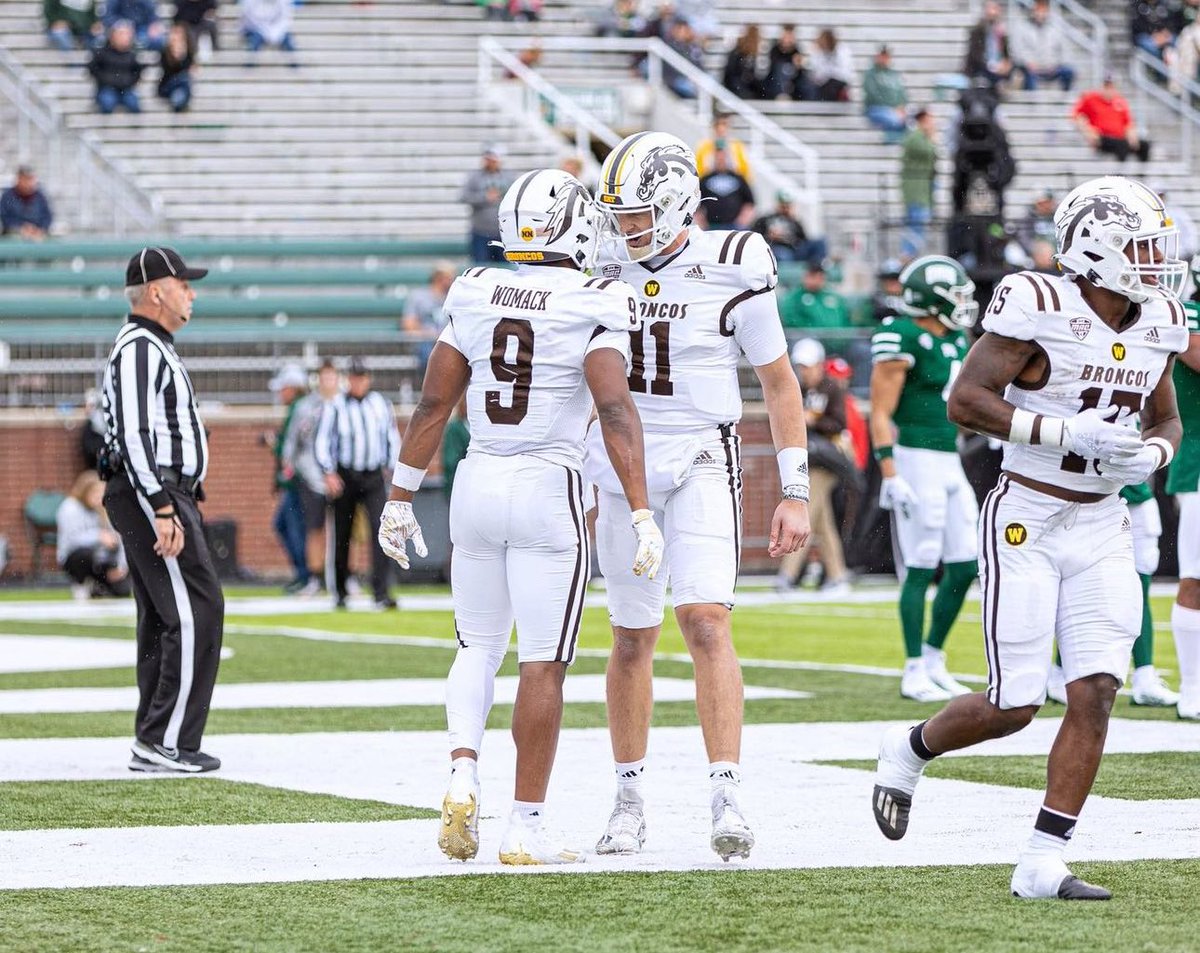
top-left (160, 467), bottom-right (200, 495)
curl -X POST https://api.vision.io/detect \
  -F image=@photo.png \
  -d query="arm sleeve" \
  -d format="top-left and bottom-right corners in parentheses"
top-left (980, 272), bottom-right (1042, 341)
top-left (114, 336), bottom-right (170, 510)
top-left (313, 401), bottom-right (337, 474)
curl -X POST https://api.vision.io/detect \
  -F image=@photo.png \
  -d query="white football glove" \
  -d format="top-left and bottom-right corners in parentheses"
top-left (1098, 444), bottom-right (1160, 486)
top-left (378, 500), bottom-right (428, 570)
top-left (879, 474), bottom-right (919, 513)
top-left (631, 509), bottom-right (664, 580)
top-left (1060, 406), bottom-right (1144, 463)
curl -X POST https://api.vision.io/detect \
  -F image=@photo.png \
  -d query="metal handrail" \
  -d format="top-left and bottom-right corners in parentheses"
top-left (1130, 49), bottom-right (1200, 167)
top-left (1007, 0), bottom-right (1108, 87)
top-left (0, 43), bottom-right (163, 234)
top-left (477, 35), bottom-right (822, 233)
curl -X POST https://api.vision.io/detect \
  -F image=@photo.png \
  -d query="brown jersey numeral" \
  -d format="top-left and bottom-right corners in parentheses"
top-left (486, 318), bottom-right (535, 425)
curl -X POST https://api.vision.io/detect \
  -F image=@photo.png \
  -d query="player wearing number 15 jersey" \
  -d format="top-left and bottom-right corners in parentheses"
top-left (873, 176), bottom-right (1189, 901)
top-left (377, 169), bottom-right (665, 867)
top-left (586, 131), bottom-right (812, 861)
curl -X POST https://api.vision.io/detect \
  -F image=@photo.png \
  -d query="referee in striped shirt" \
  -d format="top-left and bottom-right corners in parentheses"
top-left (101, 246), bottom-right (224, 774)
top-left (315, 358), bottom-right (400, 608)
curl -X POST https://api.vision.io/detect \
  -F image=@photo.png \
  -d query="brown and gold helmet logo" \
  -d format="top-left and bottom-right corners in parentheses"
top-left (1111, 342), bottom-right (1126, 361)
top-left (1004, 523), bottom-right (1027, 546)
top-left (520, 226), bottom-right (535, 242)
top-left (644, 279), bottom-right (661, 297)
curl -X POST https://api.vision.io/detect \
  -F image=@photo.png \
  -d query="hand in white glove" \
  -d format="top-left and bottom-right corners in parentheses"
top-left (1098, 444), bottom-right (1161, 486)
top-left (631, 508), bottom-right (664, 580)
top-left (378, 500), bottom-right (428, 570)
top-left (879, 474), bottom-right (919, 513)
top-left (1061, 406), bottom-right (1144, 463)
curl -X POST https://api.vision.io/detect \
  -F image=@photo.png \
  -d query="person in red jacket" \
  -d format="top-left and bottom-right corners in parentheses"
top-left (1071, 74), bottom-right (1151, 162)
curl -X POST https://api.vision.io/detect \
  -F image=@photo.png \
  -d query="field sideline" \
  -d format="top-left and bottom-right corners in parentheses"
top-left (0, 584), bottom-right (1196, 952)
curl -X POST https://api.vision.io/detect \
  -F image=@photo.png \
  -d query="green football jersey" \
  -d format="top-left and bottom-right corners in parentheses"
top-left (1167, 301), bottom-right (1200, 494)
top-left (871, 316), bottom-right (969, 452)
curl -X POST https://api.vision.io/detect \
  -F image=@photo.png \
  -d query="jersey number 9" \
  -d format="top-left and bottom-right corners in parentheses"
top-left (486, 318), bottom-right (535, 426)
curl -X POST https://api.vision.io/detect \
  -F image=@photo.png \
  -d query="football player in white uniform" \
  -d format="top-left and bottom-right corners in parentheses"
top-left (586, 132), bottom-right (811, 861)
top-left (872, 176), bottom-right (1189, 899)
top-left (378, 170), bottom-right (665, 866)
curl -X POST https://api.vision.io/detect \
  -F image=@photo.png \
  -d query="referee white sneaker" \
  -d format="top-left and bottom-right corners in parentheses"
top-left (595, 799), bottom-right (647, 855)
top-left (438, 770), bottom-right (480, 862)
top-left (498, 822), bottom-right (585, 865)
top-left (922, 647), bottom-right (972, 697)
top-left (710, 787), bottom-right (754, 861)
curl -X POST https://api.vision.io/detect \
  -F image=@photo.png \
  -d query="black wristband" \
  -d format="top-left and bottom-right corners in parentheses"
top-left (154, 511), bottom-right (177, 519)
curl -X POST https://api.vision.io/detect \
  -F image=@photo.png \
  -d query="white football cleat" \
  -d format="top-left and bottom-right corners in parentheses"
top-left (922, 648), bottom-right (972, 697)
top-left (1045, 664), bottom-right (1068, 705)
top-left (872, 724), bottom-right (928, 840)
top-left (595, 799), bottom-right (647, 855)
top-left (1130, 667), bottom-right (1180, 707)
top-left (1011, 854), bottom-right (1111, 900)
top-left (710, 788), bottom-right (754, 861)
top-left (900, 665), bottom-right (953, 702)
top-left (437, 776), bottom-right (480, 862)
top-left (498, 823), bottom-right (586, 866)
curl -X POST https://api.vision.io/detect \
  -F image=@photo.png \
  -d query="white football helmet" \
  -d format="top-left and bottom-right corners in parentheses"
top-left (497, 169), bottom-right (601, 271)
top-left (596, 131), bottom-right (700, 261)
top-left (1054, 175), bottom-right (1186, 303)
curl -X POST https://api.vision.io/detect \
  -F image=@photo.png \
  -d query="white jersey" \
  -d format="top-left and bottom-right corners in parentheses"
top-left (439, 264), bottom-right (637, 471)
top-left (594, 227), bottom-right (788, 434)
top-left (982, 270), bottom-right (1190, 495)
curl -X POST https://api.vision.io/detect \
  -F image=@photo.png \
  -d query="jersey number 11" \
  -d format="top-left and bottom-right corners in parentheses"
top-left (628, 322), bottom-right (674, 396)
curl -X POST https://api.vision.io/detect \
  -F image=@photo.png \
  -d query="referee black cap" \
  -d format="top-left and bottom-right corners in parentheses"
top-left (125, 246), bottom-right (209, 287)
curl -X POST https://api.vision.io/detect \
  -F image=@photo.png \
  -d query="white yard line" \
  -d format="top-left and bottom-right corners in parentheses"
top-left (0, 720), bottom-right (1197, 889)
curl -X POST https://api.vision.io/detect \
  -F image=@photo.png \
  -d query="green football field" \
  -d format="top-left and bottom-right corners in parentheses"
top-left (0, 584), bottom-right (1196, 953)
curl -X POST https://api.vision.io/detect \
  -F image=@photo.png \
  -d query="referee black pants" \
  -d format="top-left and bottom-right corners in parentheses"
top-left (331, 466), bottom-right (390, 601)
top-left (104, 473), bottom-right (225, 752)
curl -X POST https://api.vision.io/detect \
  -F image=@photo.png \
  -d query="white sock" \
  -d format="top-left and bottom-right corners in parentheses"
top-left (1131, 664), bottom-right (1155, 688)
top-left (448, 756), bottom-right (478, 795)
top-left (921, 644), bottom-right (943, 662)
top-left (615, 759), bottom-right (645, 805)
top-left (444, 642), bottom-right (507, 754)
top-left (511, 800), bottom-right (544, 828)
top-left (1022, 806), bottom-right (1076, 861)
top-left (709, 761), bottom-right (742, 792)
top-left (1172, 603), bottom-right (1200, 695)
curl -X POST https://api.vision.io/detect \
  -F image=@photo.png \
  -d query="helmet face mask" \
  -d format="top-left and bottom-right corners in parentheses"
top-left (898, 255), bottom-right (978, 329)
top-left (1054, 175), bottom-right (1186, 303)
top-left (596, 132), bottom-right (700, 262)
top-left (497, 170), bottom-right (601, 271)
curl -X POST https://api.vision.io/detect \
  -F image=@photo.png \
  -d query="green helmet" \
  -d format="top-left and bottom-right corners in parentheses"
top-left (898, 255), bottom-right (978, 329)
top-left (1190, 252), bottom-right (1200, 292)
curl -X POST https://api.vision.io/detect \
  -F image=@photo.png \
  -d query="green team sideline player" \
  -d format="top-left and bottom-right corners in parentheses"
top-left (870, 255), bottom-right (979, 701)
top-left (1171, 256), bottom-right (1200, 720)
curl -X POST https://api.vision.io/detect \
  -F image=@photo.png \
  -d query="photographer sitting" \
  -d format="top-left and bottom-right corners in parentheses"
top-left (57, 470), bottom-right (131, 599)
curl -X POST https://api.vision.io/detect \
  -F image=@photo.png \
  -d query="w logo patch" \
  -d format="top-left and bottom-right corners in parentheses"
top-left (1004, 523), bottom-right (1028, 546)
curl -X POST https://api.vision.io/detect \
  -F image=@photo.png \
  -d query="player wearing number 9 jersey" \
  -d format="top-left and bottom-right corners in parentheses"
top-left (586, 131), bottom-right (812, 862)
top-left (377, 169), bottom-right (665, 867)
top-left (869, 255), bottom-right (978, 703)
top-left (872, 175), bottom-right (1189, 902)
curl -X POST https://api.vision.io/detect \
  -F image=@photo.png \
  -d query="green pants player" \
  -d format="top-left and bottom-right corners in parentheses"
top-left (870, 255), bottom-right (980, 701)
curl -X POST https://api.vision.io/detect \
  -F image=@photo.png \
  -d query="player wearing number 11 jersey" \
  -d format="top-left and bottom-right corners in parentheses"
top-left (586, 131), bottom-right (812, 861)
top-left (873, 176), bottom-right (1189, 900)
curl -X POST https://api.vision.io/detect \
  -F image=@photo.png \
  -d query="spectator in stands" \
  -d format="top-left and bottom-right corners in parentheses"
top-left (44, 0), bottom-right (103, 51)
top-left (507, 0), bottom-right (543, 22)
top-left (781, 264), bottom-right (852, 328)
top-left (241, 0), bottom-right (296, 57)
top-left (764, 24), bottom-right (814, 101)
top-left (776, 338), bottom-right (851, 595)
top-left (174, 0), bottom-right (219, 61)
top-left (899, 108), bottom-right (937, 259)
top-left (89, 21), bottom-right (143, 114)
top-left (403, 261), bottom-right (455, 369)
top-left (1072, 74), bottom-right (1151, 162)
top-left (674, 0), bottom-right (718, 42)
top-left (1029, 238), bottom-right (1057, 273)
top-left (723, 25), bottom-right (765, 100)
top-left (1, 166), bottom-right (53, 240)
top-left (595, 0), bottom-right (645, 37)
top-left (102, 0), bottom-right (166, 50)
top-left (1010, 0), bottom-right (1075, 91)
top-left (57, 470), bottom-right (130, 600)
top-left (269, 363), bottom-right (312, 594)
top-left (862, 45), bottom-right (908, 141)
top-left (1017, 189), bottom-right (1057, 255)
top-left (965, 0), bottom-right (1014, 89)
top-left (1175, 8), bottom-right (1200, 84)
top-left (698, 149), bottom-right (755, 230)
top-left (662, 18), bottom-right (704, 98)
top-left (460, 144), bottom-right (514, 264)
top-left (1155, 182), bottom-right (1199, 258)
top-left (158, 24), bottom-right (194, 112)
top-left (871, 260), bottom-right (904, 322)
top-left (1132, 0), bottom-right (1182, 66)
top-left (696, 113), bottom-right (752, 180)
top-left (808, 28), bottom-right (853, 102)
top-left (752, 189), bottom-right (827, 265)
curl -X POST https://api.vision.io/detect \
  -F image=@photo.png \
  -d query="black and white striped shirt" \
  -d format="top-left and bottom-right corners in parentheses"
top-left (314, 391), bottom-right (400, 474)
top-left (101, 315), bottom-right (209, 511)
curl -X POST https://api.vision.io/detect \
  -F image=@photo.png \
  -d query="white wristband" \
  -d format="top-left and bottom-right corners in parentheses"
top-left (391, 463), bottom-right (427, 492)
top-left (1009, 408), bottom-right (1064, 447)
top-left (777, 447), bottom-right (809, 493)
top-left (1145, 437), bottom-right (1174, 470)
